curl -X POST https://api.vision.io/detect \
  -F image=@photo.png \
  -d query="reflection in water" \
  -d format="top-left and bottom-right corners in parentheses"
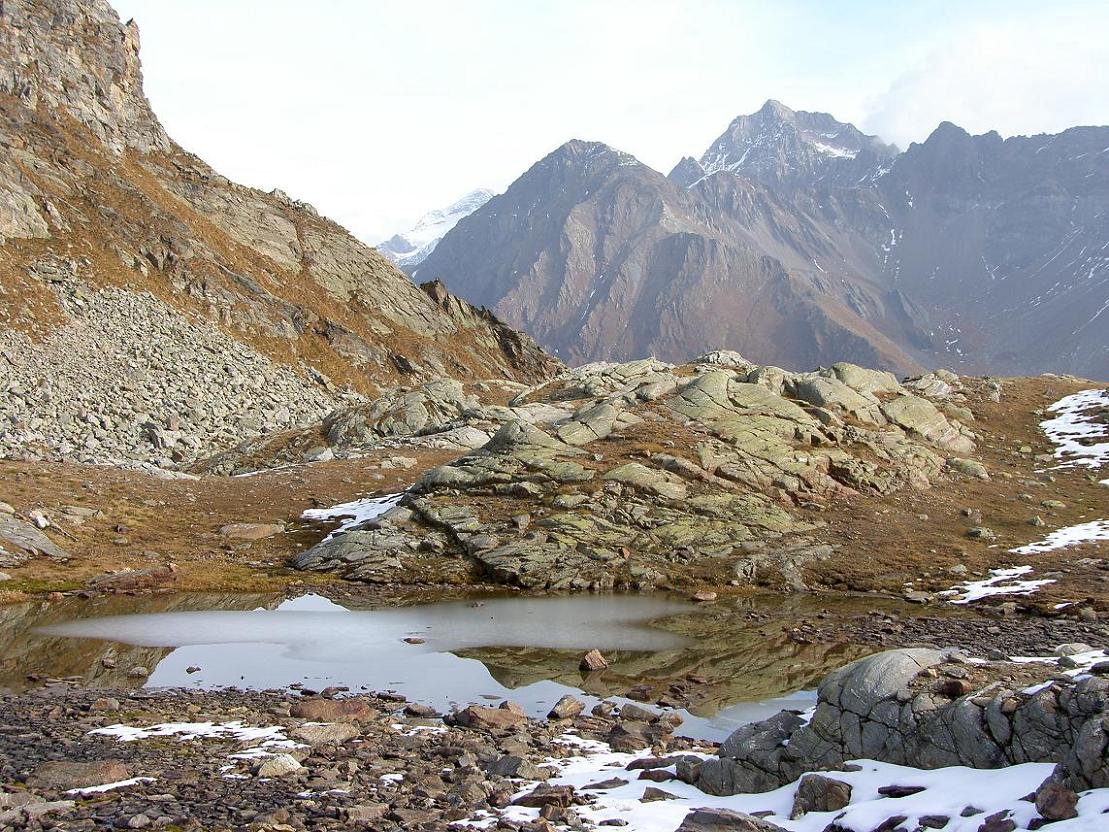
top-left (10, 592), bottom-right (892, 740)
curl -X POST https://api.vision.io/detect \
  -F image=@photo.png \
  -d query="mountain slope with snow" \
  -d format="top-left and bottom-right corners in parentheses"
top-left (378, 189), bottom-right (494, 268)
top-left (670, 99), bottom-right (898, 189)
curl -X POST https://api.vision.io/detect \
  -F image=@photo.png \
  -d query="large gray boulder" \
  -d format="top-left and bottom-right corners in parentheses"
top-left (698, 648), bottom-right (1109, 795)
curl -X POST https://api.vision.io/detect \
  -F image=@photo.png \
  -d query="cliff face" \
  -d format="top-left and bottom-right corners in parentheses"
top-left (0, 0), bottom-right (559, 466)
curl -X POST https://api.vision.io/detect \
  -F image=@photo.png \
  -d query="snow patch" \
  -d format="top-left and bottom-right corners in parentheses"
top-left (466, 733), bottom-right (1109, 832)
top-left (301, 492), bottom-right (405, 541)
top-left (940, 565), bottom-right (1055, 604)
top-left (66, 777), bottom-right (154, 796)
top-left (1040, 389), bottom-right (1109, 469)
top-left (1011, 520), bottom-right (1109, 554)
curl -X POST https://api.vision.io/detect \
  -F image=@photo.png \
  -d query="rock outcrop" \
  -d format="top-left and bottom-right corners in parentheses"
top-left (696, 647), bottom-right (1109, 796)
top-left (292, 357), bottom-right (980, 591)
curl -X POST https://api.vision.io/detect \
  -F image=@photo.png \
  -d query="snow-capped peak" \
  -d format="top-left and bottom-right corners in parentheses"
top-left (684, 100), bottom-right (896, 189)
top-left (378, 188), bottom-right (494, 269)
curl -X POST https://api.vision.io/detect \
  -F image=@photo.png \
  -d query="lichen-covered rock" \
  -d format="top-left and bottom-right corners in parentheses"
top-left (294, 357), bottom-right (992, 593)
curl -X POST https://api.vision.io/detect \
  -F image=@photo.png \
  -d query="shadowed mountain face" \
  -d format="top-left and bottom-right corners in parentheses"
top-left (414, 140), bottom-right (922, 370)
top-left (416, 102), bottom-right (1109, 378)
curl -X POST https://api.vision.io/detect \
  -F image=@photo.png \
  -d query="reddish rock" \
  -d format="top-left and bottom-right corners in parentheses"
top-left (1035, 782), bottom-right (1078, 821)
top-left (290, 698), bottom-right (375, 722)
top-left (455, 704), bottom-right (526, 731)
top-left (87, 565), bottom-right (176, 591)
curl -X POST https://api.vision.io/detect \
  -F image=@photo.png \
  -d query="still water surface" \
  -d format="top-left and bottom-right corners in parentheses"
top-left (13, 592), bottom-right (881, 739)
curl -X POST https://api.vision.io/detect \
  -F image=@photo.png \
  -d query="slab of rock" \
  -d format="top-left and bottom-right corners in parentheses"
top-left (29, 760), bottom-right (130, 790)
top-left (290, 722), bottom-right (360, 746)
top-left (455, 704), bottom-right (526, 731)
top-left (676, 808), bottom-right (788, 832)
top-left (619, 703), bottom-right (661, 723)
top-left (548, 694), bottom-right (585, 720)
top-left (881, 394), bottom-right (975, 454)
top-left (219, 522), bottom-right (285, 540)
top-left (256, 754), bottom-right (302, 778)
top-left (87, 565), bottom-right (176, 591)
top-left (490, 755), bottom-right (549, 781)
top-left (947, 457), bottom-right (989, 480)
top-left (511, 784), bottom-right (575, 809)
top-left (290, 698), bottom-right (375, 722)
top-left (340, 804), bottom-right (388, 823)
top-left (0, 514), bottom-right (69, 561)
top-left (602, 462), bottom-right (688, 501)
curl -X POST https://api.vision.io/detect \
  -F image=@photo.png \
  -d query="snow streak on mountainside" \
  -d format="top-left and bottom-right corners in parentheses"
top-left (379, 189), bottom-right (493, 268)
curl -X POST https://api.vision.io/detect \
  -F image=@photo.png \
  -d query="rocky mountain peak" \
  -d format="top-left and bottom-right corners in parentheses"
top-left (686, 100), bottom-right (897, 189)
top-left (544, 139), bottom-right (642, 170)
top-left (0, 0), bottom-right (171, 153)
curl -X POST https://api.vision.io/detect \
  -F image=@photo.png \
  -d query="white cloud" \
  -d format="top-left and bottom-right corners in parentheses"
top-left (862, 11), bottom-right (1109, 147)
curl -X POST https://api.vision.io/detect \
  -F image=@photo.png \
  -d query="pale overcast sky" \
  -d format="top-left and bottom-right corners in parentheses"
top-left (111, 0), bottom-right (1109, 245)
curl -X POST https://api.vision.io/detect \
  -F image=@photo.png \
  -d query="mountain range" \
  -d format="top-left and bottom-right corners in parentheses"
top-left (412, 100), bottom-right (1109, 378)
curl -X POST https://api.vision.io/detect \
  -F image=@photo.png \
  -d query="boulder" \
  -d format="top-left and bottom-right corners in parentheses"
top-left (827, 362), bottom-right (901, 395)
top-left (1034, 781), bottom-right (1078, 821)
top-left (256, 754), bottom-right (302, 778)
top-left (548, 695), bottom-right (585, 720)
top-left (790, 773), bottom-right (852, 818)
top-left (290, 722), bottom-right (360, 746)
top-left (787, 375), bottom-right (884, 425)
top-left (290, 698), bottom-right (375, 722)
top-left (675, 808), bottom-right (788, 832)
top-left (29, 760), bottom-right (130, 790)
top-left (580, 649), bottom-right (609, 671)
top-left (947, 457), bottom-right (989, 480)
top-left (881, 394), bottom-right (975, 454)
top-left (455, 704), bottom-right (527, 731)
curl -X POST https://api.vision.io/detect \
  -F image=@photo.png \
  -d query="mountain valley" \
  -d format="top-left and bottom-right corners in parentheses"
top-left (0, 2), bottom-right (1106, 831)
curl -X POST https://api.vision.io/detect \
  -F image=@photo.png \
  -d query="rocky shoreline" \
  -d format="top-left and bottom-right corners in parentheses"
top-left (3, 642), bottom-right (1108, 831)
